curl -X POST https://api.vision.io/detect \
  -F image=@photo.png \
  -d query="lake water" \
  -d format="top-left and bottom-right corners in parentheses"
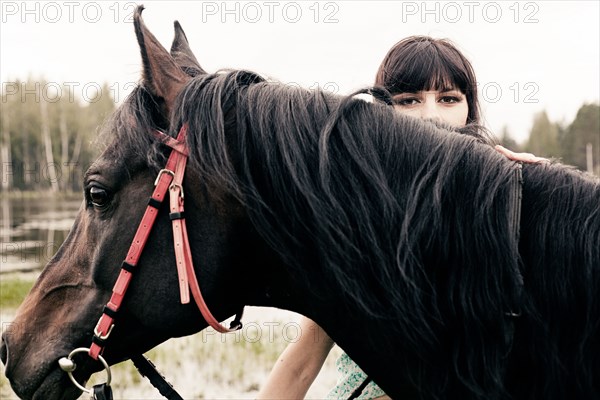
top-left (0, 194), bottom-right (341, 399)
top-left (1, 194), bottom-right (82, 274)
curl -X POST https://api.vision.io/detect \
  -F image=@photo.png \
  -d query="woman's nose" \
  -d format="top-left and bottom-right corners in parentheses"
top-left (420, 101), bottom-right (441, 121)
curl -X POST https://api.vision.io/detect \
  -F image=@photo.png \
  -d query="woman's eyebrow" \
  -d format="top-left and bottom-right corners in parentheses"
top-left (392, 92), bottom-right (418, 97)
top-left (438, 86), bottom-right (459, 92)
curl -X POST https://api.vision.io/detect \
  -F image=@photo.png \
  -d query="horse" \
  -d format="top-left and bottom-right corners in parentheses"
top-left (1, 6), bottom-right (599, 400)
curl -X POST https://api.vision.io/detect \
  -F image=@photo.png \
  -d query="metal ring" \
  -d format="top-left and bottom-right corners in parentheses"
top-left (59, 347), bottom-right (111, 394)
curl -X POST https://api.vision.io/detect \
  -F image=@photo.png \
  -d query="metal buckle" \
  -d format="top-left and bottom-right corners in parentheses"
top-left (154, 169), bottom-right (175, 186)
top-left (169, 183), bottom-right (184, 199)
top-left (94, 320), bottom-right (115, 341)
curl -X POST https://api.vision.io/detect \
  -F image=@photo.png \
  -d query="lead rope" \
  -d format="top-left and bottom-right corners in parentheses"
top-left (131, 355), bottom-right (184, 400)
top-left (92, 383), bottom-right (113, 400)
top-left (348, 376), bottom-right (373, 400)
top-left (88, 355), bottom-right (184, 400)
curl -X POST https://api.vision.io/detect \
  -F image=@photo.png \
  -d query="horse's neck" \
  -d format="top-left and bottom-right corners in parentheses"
top-left (519, 163), bottom-right (598, 264)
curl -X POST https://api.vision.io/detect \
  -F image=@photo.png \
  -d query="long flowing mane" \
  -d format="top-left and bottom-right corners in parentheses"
top-left (173, 70), bottom-right (525, 397)
top-left (105, 70), bottom-right (599, 399)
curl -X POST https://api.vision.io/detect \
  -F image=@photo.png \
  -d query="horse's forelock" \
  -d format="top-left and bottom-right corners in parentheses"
top-left (98, 85), bottom-right (169, 172)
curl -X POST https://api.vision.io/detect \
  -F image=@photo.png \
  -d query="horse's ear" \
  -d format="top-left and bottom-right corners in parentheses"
top-left (171, 21), bottom-right (206, 76)
top-left (133, 6), bottom-right (189, 112)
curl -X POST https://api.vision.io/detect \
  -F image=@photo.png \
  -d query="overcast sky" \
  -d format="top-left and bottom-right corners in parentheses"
top-left (1, 0), bottom-right (599, 144)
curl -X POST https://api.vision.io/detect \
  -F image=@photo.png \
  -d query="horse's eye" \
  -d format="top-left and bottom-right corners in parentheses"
top-left (89, 186), bottom-right (110, 208)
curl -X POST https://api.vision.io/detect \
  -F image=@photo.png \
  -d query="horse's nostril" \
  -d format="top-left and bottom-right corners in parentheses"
top-left (0, 334), bottom-right (8, 366)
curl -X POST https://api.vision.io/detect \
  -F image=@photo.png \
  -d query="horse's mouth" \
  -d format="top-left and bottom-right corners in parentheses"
top-left (35, 366), bottom-right (84, 400)
top-left (10, 360), bottom-right (86, 400)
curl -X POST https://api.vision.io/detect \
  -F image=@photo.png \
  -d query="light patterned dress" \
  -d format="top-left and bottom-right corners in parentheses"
top-left (326, 351), bottom-right (386, 399)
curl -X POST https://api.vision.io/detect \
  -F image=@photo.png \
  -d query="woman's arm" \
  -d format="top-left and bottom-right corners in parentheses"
top-left (257, 317), bottom-right (334, 399)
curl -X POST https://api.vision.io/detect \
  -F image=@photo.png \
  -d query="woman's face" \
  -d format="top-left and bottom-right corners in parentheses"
top-left (392, 88), bottom-right (469, 127)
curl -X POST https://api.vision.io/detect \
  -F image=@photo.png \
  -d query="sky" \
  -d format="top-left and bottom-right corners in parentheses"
top-left (1, 0), bottom-right (599, 144)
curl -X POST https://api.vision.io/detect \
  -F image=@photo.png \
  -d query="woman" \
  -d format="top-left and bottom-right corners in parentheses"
top-left (257, 36), bottom-right (543, 400)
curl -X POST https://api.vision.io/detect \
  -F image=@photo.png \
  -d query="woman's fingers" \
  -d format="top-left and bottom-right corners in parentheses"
top-left (494, 145), bottom-right (550, 164)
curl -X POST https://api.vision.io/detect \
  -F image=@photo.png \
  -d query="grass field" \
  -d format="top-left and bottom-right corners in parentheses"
top-left (0, 277), bottom-right (34, 309)
top-left (0, 274), bottom-right (341, 399)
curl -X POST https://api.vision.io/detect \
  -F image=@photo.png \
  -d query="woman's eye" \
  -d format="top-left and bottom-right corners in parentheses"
top-left (89, 186), bottom-right (109, 208)
top-left (395, 98), bottom-right (419, 106)
top-left (440, 96), bottom-right (461, 104)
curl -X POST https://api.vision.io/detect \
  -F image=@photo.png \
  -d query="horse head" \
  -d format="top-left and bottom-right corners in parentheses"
top-left (0, 7), bottom-right (279, 399)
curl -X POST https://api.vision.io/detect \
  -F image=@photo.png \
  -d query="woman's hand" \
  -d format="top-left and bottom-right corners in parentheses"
top-left (494, 145), bottom-right (550, 163)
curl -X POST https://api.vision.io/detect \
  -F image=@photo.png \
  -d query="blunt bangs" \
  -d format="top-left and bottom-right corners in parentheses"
top-left (380, 41), bottom-right (470, 95)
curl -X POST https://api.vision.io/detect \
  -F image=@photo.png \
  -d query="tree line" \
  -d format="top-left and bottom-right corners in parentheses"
top-left (499, 104), bottom-right (600, 175)
top-left (1, 79), bottom-right (598, 194)
top-left (1, 79), bottom-right (115, 193)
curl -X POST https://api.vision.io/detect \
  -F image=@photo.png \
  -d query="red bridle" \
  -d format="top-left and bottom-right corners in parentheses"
top-left (89, 123), bottom-right (244, 360)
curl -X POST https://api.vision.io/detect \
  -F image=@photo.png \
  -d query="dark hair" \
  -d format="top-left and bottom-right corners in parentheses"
top-left (375, 36), bottom-right (480, 124)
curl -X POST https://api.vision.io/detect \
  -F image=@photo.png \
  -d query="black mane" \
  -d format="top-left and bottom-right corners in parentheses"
top-left (105, 70), bottom-right (600, 399)
top-left (173, 71), bottom-right (524, 398)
